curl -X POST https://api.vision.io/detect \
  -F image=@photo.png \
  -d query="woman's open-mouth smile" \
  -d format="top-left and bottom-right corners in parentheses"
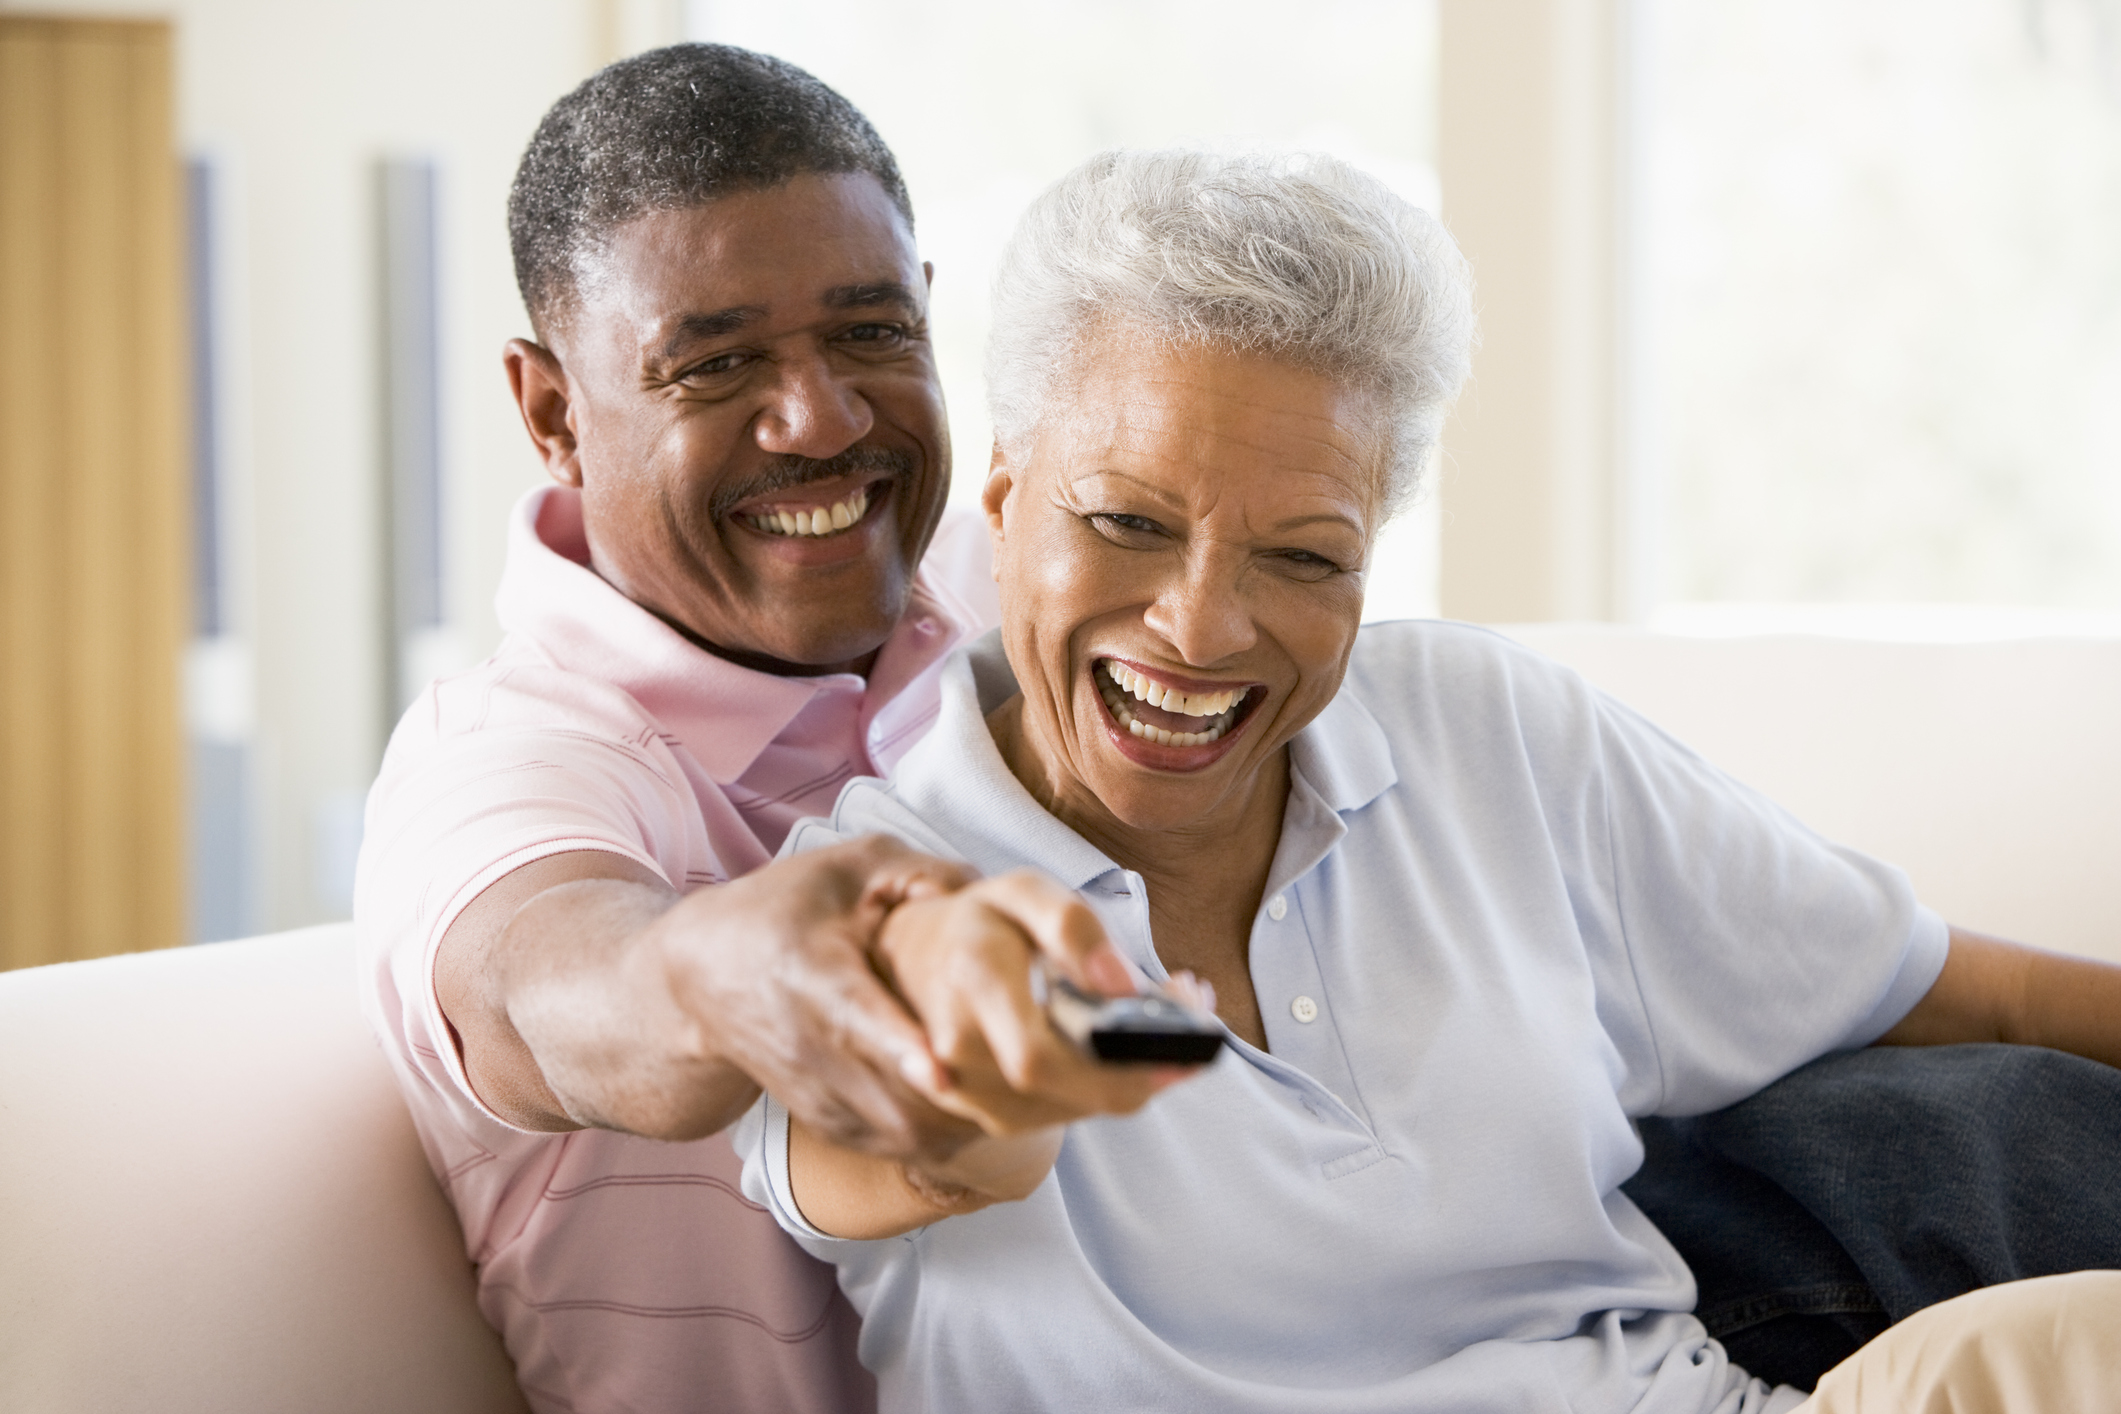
top-left (1093, 658), bottom-right (1264, 767)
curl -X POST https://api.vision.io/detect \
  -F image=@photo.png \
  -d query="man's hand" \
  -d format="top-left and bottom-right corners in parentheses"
top-left (439, 838), bottom-right (1012, 1159)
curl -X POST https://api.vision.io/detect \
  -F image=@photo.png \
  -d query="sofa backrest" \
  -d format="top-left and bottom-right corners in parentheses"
top-left (0, 925), bottom-right (528, 1414)
top-left (1501, 626), bottom-right (2121, 964)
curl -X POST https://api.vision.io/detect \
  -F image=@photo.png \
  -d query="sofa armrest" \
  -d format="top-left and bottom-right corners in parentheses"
top-left (0, 925), bottom-right (528, 1414)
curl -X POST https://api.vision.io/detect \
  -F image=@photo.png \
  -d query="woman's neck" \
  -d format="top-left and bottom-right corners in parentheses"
top-left (986, 695), bottom-right (1287, 1048)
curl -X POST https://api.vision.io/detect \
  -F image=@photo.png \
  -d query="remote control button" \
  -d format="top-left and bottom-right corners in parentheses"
top-left (1290, 994), bottom-right (1319, 1023)
top-left (1267, 894), bottom-right (1288, 921)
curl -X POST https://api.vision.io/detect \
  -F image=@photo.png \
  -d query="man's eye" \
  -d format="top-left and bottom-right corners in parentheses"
top-left (843, 322), bottom-right (911, 345)
top-left (681, 352), bottom-right (750, 380)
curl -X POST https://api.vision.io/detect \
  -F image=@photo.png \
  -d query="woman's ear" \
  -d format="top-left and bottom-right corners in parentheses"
top-left (503, 338), bottom-right (583, 488)
top-left (981, 440), bottom-right (1015, 576)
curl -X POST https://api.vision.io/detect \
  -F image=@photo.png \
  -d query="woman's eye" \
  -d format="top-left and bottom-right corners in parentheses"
top-left (1091, 513), bottom-right (1164, 541)
top-left (1274, 548), bottom-right (1344, 578)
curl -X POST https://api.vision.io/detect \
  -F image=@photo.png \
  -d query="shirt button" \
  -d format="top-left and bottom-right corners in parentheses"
top-left (1290, 994), bottom-right (1319, 1024)
top-left (1266, 894), bottom-right (1288, 922)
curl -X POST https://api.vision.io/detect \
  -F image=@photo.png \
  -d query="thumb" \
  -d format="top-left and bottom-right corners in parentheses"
top-left (973, 869), bottom-right (1135, 997)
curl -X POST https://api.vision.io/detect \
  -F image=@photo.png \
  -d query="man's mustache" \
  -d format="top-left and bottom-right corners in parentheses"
top-left (709, 446), bottom-right (913, 523)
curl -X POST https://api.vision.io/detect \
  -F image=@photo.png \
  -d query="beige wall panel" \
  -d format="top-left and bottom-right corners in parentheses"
top-left (0, 27), bottom-right (66, 967)
top-left (0, 17), bottom-right (186, 969)
top-left (59, 31), bottom-right (136, 961)
top-left (1436, 0), bottom-right (1624, 624)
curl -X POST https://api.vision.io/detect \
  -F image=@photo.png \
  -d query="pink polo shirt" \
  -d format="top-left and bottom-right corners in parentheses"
top-left (356, 485), bottom-right (995, 1414)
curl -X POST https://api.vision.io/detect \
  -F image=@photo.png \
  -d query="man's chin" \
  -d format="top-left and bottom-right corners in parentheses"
top-left (695, 604), bottom-right (905, 678)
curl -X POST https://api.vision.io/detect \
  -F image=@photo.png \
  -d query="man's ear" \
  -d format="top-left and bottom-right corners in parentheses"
top-left (981, 439), bottom-right (1014, 577)
top-left (503, 338), bottom-right (583, 488)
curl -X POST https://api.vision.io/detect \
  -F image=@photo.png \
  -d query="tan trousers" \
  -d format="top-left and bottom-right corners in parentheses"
top-left (1793, 1271), bottom-right (2121, 1413)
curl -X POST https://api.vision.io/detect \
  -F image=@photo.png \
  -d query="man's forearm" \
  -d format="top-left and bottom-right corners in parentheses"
top-left (435, 850), bottom-right (760, 1137)
top-left (495, 877), bottom-right (764, 1137)
top-left (435, 837), bottom-right (995, 1157)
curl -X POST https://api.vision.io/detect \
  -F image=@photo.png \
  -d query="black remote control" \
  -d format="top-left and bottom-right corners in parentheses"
top-left (1046, 975), bottom-right (1225, 1065)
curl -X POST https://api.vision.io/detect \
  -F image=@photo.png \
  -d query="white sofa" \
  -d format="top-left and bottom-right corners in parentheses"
top-left (2, 628), bottom-right (2116, 1413)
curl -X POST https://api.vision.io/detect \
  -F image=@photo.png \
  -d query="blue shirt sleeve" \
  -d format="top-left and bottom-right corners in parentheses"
top-left (1561, 667), bottom-right (1951, 1116)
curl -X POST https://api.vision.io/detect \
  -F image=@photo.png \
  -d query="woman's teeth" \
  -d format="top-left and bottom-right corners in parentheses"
top-left (1097, 659), bottom-right (1243, 748)
top-left (1102, 660), bottom-right (1240, 717)
top-left (745, 488), bottom-right (870, 537)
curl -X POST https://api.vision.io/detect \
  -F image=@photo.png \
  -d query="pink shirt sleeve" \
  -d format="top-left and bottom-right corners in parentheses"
top-left (356, 653), bottom-right (722, 1132)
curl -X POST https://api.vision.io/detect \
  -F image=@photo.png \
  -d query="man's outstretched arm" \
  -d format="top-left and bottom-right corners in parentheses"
top-left (435, 837), bottom-right (983, 1154)
top-left (434, 837), bottom-right (1154, 1161)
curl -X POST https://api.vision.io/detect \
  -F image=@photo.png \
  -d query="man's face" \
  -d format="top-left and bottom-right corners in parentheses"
top-left (542, 173), bottom-right (949, 675)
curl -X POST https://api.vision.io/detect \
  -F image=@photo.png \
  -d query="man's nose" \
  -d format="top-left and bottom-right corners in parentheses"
top-left (753, 354), bottom-right (873, 458)
top-left (1142, 555), bottom-right (1257, 667)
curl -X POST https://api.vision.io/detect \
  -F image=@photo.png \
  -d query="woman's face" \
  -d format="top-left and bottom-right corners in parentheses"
top-left (984, 335), bottom-right (1385, 835)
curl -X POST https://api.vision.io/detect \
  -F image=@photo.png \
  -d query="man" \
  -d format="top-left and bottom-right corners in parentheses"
top-left (361, 40), bottom-right (2121, 1414)
top-left (358, 45), bottom-right (1149, 1414)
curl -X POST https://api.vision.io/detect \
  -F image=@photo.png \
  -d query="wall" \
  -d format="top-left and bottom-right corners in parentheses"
top-left (0, 0), bottom-right (650, 931)
top-left (0, 16), bottom-right (186, 967)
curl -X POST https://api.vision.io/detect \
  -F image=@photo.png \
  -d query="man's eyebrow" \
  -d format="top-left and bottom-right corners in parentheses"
top-left (655, 307), bottom-right (764, 358)
top-left (823, 282), bottom-right (920, 314)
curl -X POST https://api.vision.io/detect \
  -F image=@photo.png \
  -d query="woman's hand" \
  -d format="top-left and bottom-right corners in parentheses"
top-left (786, 869), bottom-right (1210, 1240)
top-left (871, 869), bottom-right (1184, 1136)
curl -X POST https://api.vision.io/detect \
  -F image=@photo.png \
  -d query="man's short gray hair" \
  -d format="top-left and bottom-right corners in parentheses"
top-left (509, 44), bottom-right (911, 339)
top-left (985, 149), bottom-right (1474, 517)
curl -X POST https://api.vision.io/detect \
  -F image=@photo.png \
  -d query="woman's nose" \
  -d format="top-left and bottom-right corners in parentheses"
top-left (1142, 561), bottom-right (1257, 667)
top-left (753, 355), bottom-right (874, 458)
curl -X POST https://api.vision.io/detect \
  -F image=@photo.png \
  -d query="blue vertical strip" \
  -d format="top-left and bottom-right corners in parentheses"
top-left (186, 155), bottom-right (252, 943)
top-left (187, 158), bottom-right (221, 637)
top-left (381, 158), bottom-right (444, 641)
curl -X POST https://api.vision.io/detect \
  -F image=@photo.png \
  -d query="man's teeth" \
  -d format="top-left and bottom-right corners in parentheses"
top-left (1096, 659), bottom-right (1244, 748)
top-left (1101, 660), bottom-right (1241, 718)
top-left (746, 488), bottom-right (870, 537)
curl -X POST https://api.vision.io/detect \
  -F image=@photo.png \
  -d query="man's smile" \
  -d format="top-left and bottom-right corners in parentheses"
top-left (742, 481), bottom-right (879, 538)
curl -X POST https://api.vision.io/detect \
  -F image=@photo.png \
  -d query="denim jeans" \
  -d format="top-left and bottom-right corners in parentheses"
top-left (1623, 1043), bottom-right (2121, 1390)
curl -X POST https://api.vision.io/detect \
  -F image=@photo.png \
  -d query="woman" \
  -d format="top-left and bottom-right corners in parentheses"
top-left (736, 149), bottom-right (2121, 1413)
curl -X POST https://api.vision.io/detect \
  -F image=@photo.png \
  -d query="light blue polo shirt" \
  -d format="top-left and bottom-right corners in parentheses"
top-left (736, 622), bottom-right (1947, 1414)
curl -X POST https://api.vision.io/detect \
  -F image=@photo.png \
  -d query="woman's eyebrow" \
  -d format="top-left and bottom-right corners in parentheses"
top-left (1271, 511), bottom-right (1363, 532)
top-left (1071, 469), bottom-right (1187, 509)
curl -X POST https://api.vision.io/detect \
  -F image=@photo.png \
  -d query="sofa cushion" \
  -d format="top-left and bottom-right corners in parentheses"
top-left (0, 924), bottom-right (527, 1414)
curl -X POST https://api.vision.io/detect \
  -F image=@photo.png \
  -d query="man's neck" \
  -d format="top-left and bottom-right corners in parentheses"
top-left (650, 607), bottom-right (881, 679)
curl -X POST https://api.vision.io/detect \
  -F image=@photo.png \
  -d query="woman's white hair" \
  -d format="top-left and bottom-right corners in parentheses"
top-left (985, 148), bottom-right (1475, 518)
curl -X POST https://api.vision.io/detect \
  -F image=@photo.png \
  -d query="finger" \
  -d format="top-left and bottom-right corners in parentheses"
top-left (956, 907), bottom-right (1063, 1094)
top-left (770, 1018), bottom-right (982, 1159)
top-left (841, 835), bottom-right (979, 908)
top-left (971, 870), bottom-right (1134, 996)
top-left (814, 960), bottom-right (961, 1106)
